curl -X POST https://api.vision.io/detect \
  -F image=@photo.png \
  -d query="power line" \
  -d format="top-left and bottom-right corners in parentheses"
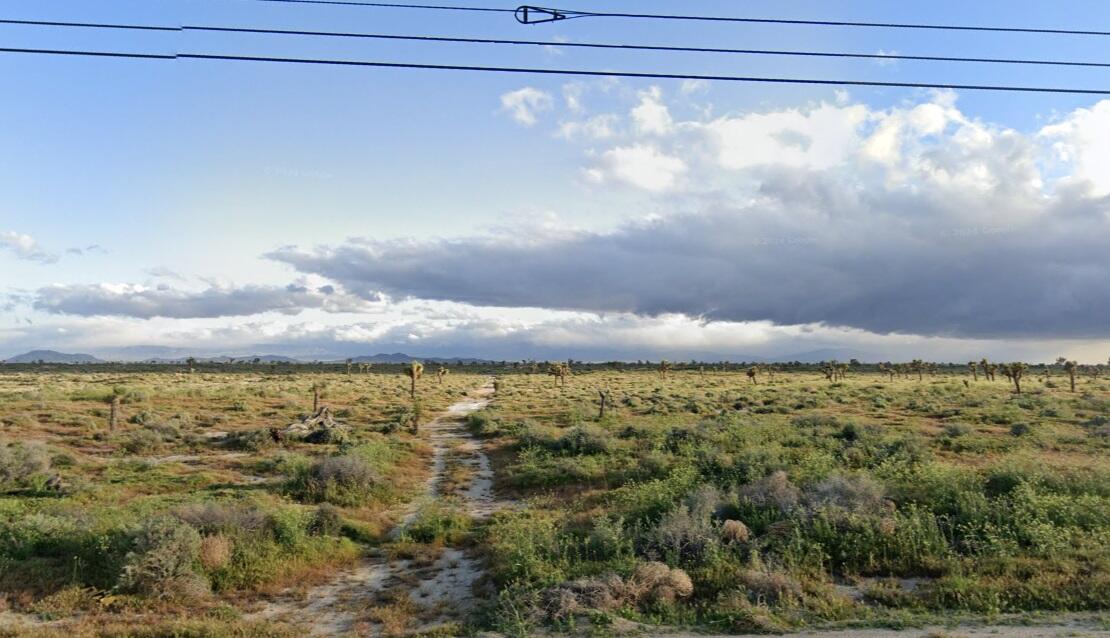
top-left (5, 17), bottom-right (1110, 70)
top-left (3, 46), bottom-right (1109, 95)
top-left (517, 5), bottom-right (1110, 37)
top-left (247, 0), bottom-right (512, 12)
top-left (0, 18), bottom-right (177, 32)
top-left (0, 47), bottom-right (174, 60)
top-left (239, 0), bottom-right (1110, 37)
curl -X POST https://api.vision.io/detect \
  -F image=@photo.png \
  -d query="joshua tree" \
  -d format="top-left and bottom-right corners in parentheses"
top-left (1064, 360), bottom-right (1078, 392)
top-left (346, 359), bottom-right (353, 377)
top-left (311, 382), bottom-right (326, 413)
top-left (659, 360), bottom-right (672, 379)
top-left (1006, 362), bottom-right (1027, 394)
top-left (597, 389), bottom-right (611, 419)
top-left (981, 357), bottom-right (999, 381)
top-left (968, 361), bottom-right (978, 382)
top-left (910, 359), bottom-right (925, 381)
top-left (746, 366), bottom-right (759, 385)
top-left (185, 357), bottom-right (197, 374)
top-left (436, 366), bottom-right (449, 384)
top-left (405, 362), bottom-right (424, 399)
top-left (878, 362), bottom-right (895, 381)
top-left (107, 390), bottom-right (123, 432)
top-left (548, 362), bottom-right (570, 387)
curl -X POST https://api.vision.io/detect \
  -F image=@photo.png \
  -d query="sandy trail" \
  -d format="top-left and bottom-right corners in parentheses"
top-left (251, 380), bottom-right (499, 636)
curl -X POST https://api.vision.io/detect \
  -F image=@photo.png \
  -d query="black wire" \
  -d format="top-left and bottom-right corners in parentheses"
top-left (0, 47), bottom-right (175, 59)
top-left (0, 18), bottom-right (177, 32)
top-left (6, 18), bottom-right (1110, 70)
top-left (240, 0), bottom-right (1110, 37)
top-left (535, 7), bottom-right (1110, 37)
top-left (246, 0), bottom-right (512, 11)
top-left (3, 46), bottom-right (1109, 95)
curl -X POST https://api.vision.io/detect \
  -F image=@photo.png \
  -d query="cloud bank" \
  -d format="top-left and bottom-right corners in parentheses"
top-left (270, 92), bottom-right (1110, 340)
top-left (32, 280), bottom-right (370, 319)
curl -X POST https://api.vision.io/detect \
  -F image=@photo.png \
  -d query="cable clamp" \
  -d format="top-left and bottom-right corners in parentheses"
top-left (515, 6), bottom-right (568, 24)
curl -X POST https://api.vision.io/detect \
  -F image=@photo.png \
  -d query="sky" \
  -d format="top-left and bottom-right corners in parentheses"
top-left (2, 0), bottom-right (1109, 363)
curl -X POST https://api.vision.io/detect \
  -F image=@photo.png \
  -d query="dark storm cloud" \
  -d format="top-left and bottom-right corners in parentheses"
top-left (268, 171), bottom-right (1110, 339)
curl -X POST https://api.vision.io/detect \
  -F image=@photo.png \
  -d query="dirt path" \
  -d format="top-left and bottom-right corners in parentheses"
top-left (250, 380), bottom-right (499, 636)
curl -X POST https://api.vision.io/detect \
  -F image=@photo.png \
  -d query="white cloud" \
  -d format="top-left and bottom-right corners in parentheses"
top-left (557, 114), bottom-right (618, 140)
top-left (1040, 100), bottom-right (1110, 196)
top-left (631, 86), bottom-right (673, 135)
top-left (1, 231), bottom-right (57, 264)
top-left (562, 83), bottom-right (585, 112)
top-left (499, 87), bottom-right (553, 126)
top-left (589, 144), bottom-right (687, 192)
top-left (703, 102), bottom-right (871, 171)
top-left (874, 49), bottom-right (899, 67)
top-left (680, 80), bottom-right (709, 95)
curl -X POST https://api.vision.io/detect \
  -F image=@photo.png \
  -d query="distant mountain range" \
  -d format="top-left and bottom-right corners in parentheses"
top-left (4, 350), bottom-right (104, 364)
top-left (3, 348), bottom-right (872, 366)
top-left (2, 349), bottom-right (488, 365)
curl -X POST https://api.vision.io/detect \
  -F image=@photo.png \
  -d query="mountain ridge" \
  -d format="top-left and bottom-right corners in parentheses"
top-left (4, 350), bottom-right (105, 364)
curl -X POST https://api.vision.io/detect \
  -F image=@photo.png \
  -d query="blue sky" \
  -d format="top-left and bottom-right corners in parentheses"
top-left (2, 1), bottom-right (1109, 362)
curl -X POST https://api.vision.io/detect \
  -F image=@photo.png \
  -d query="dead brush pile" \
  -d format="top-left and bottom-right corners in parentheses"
top-left (539, 561), bottom-right (693, 622)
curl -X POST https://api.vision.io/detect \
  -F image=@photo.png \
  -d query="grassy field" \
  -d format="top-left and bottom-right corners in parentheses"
top-left (0, 364), bottom-right (1107, 636)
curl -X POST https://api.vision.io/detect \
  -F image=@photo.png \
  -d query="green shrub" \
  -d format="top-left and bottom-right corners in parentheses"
top-left (405, 502), bottom-right (472, 544)
top-left (118, 517), bottom-right (207, 599)
top-left (309, 504), bottom-right (344, 536)
top-left (644, 503), bottom-right (718, 565)
top-left (803, 472), bottom-right (887, 516)
top-left (120, 429), bottom-right (166, 455)
top-left (486, 508), bottom-right (567, 587)
top-left (0, 440), bottom-right (52, 491)
top-left (553, 426), bottom-right (612, 456)
top-left (284, 454), bottom-right (379, 506)
top-left (943, 423), bottom-right (971, 438)
top-left (225, 428), bottom-right (277, 452)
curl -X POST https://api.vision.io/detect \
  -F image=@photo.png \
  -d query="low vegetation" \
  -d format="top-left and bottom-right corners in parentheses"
top-left (0, 360), bottom-right (1106, 635)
